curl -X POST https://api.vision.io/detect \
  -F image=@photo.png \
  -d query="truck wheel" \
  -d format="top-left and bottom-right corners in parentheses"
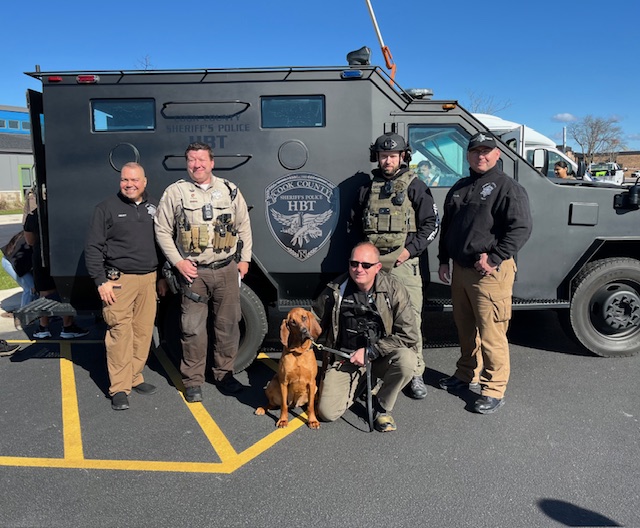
top-left (568, 258), bottom-right (640, 357)
top-left (235, 283), bottom-right (268, 373)
top-left (158, 283), bottom-right (267, 373)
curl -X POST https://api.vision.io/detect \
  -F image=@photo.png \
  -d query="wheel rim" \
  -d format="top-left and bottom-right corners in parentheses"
top-left (590, 282), bottom-right (640, 337)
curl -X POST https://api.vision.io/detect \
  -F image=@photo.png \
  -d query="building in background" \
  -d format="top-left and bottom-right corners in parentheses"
top-left (0, 105), bottom-right (34, 205)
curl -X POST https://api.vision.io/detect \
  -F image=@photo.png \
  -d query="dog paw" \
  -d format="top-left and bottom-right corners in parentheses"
top-left (276, 418), bottom-right (289, 428)
top-left (255, 407), bottom-right (266, 416)
top-left (308, 419), bottom-right (320, 430)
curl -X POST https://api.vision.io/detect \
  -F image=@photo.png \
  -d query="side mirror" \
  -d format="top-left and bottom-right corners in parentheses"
top-left (532, 149), bottom-right (548, 176)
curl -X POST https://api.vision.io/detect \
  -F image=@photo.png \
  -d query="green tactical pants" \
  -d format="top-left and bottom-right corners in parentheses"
top-left (390, 256), bottom-right (424, 376)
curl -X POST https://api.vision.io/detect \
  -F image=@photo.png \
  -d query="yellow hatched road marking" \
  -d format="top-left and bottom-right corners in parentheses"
top-left (0, 343), bottom-right (309, 473)
top-left (153, 344), bottom-right (239, 462)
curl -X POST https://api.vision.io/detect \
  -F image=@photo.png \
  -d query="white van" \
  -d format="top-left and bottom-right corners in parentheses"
top-left (473, 113), bottom-right (579, 179)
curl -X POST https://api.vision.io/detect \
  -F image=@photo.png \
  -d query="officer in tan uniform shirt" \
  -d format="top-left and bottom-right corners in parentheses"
top-left (154, 142), bottom-right (252, 403)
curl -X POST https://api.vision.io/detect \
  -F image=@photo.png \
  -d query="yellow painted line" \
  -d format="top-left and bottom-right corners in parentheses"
top-left (152, 346), bottom-right (238, 462)
top-left (0, 456), bottom-right (228, 474)
top-left (0, 343), bottom-right (313, 474)
top-left (59, 342), bottom-right (85, 462)
top-left (230, 413), bottom-right (308, 472)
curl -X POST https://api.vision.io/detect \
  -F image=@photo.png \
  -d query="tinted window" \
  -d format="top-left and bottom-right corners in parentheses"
top-left (261, 96), bottom-right (325, 128)
top-left (408, 125), bottom-right (470, 187)
top-left (91, 99), bottom-right (155, 132)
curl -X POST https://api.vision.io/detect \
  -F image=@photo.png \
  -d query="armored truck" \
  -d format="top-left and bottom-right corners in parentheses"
top-left (23, 63), bottom-right (640, 367)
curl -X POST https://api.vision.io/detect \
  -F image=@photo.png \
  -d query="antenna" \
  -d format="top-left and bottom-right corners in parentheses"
top-left (364, 0), bottom-right (396, 81)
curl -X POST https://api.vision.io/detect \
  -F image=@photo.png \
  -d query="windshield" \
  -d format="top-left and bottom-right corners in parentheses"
top-left (408, 125), bottom-right (470, 187)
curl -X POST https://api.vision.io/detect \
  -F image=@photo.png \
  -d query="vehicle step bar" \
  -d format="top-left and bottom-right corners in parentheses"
top-left (424, 298), bottom-right (570, 311)
top-left (277, 297), bottom-right (570, 314)
top-left (14, 298), bottom-right (77, 329)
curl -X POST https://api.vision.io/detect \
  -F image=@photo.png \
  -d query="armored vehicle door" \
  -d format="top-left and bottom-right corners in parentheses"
top-left (26, 89), bottom-right (49, 266)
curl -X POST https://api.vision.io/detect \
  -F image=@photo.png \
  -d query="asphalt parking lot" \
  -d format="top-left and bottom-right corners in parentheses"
top-left (1, 214), bottom-right (639, 527)
top-left (0, 306), bottom-right (638, 528)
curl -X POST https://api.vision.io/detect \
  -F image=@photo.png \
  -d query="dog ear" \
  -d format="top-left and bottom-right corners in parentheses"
top-left (280, 318), bottom-right (290, 347)
top-left (307, 311), bottom-right (322, 340)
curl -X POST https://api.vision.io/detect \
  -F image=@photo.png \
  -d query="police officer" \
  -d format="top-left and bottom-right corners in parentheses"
top-left (437, 132), bottom-right (532, 414)
top-left (353, 132), bottom-right (439, 400)
top-left (154, 142), bottom-right (252, 403)
top-left (85, 162), bottom-right (166, 410)
top-left (314, 242), bottom-right (418, 432)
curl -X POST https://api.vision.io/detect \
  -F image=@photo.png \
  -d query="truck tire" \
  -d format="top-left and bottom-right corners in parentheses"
top-left (567, 258), bottom-right (640, 357)
top-left (158, 283), bottom-right (268, 373)
top-left (235, 283), bottom-right (268, 373)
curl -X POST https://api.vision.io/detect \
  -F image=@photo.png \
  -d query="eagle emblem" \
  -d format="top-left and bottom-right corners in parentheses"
top-left (265, 172), bottom-right (339, 261)
top-left (270, 209), bottom-right (333, 248)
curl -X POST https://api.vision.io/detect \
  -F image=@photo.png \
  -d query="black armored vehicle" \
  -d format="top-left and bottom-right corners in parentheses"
top-left (23, 58), bottom-right (640, 367)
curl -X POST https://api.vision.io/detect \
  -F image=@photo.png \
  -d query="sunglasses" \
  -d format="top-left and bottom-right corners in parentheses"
top-left (349, 260), bottom-right (379, 270)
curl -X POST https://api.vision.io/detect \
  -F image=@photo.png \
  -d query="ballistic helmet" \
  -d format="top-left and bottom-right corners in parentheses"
top-left (369, 133), bottom-right (411, 162)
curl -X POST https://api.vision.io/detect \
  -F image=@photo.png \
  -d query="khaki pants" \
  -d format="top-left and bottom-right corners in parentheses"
top-left (451, 259), bottom-right (516, 399)
top-left (103, 272), bottom-right (158, 396)
top-left (180, 261), bottom-right (241, 387)
top-left (390, 256), bottom-right (425, 376)
top-left (317, 347), bottom-right (416, 421)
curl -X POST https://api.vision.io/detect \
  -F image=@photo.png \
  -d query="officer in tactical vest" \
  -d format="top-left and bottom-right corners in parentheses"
top-left (352, 132), bottom-right (439, 400)
top-left (154, 142), bottom-right (253, 404)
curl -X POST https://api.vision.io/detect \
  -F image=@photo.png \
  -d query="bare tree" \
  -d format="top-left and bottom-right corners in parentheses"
top-left (465, 91), bottom-right (512, 115)
top-left (606, 138), bottom-right (626, 163)
top-left (136, 55), bottom-right (154, 71)
top-left (568, 115), bottom-right (625, 165)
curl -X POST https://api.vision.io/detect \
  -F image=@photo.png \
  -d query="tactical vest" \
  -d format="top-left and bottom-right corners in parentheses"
top-left (175, 179), bottom-right (239, 257)
top-left (363, 170), bottom-right (417, 268)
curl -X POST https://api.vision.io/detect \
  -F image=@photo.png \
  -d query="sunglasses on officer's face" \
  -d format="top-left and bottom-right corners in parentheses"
top-left (349, 260), bottom-right (379, 270)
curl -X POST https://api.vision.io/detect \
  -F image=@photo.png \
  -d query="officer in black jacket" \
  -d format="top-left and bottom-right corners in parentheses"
top-left (85, 162), bottom-right (166, 410)
top-left (438, 132), bottom-right (532, 414)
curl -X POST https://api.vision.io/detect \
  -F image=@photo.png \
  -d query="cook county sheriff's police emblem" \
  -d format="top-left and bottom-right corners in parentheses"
top-left (266, 173), bottom-right (338, 261)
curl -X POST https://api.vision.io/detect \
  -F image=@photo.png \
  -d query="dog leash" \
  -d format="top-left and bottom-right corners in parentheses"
top-left (311, 341), bottom-right (375, 433)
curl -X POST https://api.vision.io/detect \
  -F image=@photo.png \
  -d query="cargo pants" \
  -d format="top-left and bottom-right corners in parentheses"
top-left (103, 271), bottom-right (158, 396)
top-left (451, 258), bottom-right (516, 399)
top-left (317, 346), bottom-right (416, 421)
top-left (180, 261), bottom-right (241, 387)
top-left (390, 255), bottom-right (425, 376)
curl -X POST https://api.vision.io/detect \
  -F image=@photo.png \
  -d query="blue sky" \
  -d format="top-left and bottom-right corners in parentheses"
top-left (3, 0), bottom-right (638, 151)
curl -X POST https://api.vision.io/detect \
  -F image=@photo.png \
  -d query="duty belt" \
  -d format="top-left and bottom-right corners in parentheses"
top-left (197, 255), bottom-right (234, 270)
top-left (378, 246), bottom-right (401, 255)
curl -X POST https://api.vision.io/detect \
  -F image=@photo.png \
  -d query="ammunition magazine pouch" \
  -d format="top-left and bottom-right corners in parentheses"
top-left (212, 218), bottom-right (238, 253)
top-left (175, 178), bottom-right (239, 256)
top-left (363, 171), bottom-right (417, 247)
top-left (364, 171), bottom-right (418, 271)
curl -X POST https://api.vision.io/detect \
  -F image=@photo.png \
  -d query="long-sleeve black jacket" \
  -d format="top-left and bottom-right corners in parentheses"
top-left (351, 166), bottom-right (440, 258)
top-left (85, 192), bottom-right (161, 286)
top-left (438, 165), bottom-right (532, 268)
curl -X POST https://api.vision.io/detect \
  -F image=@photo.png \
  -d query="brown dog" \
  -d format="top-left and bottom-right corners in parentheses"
top-left (255, 307), bottom-right (322, 429)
